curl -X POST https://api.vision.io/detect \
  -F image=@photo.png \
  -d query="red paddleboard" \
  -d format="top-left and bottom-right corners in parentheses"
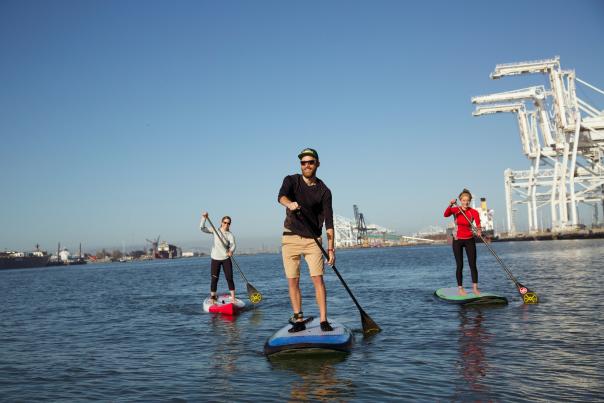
top-left (203, 294), bottom-right (247, 315)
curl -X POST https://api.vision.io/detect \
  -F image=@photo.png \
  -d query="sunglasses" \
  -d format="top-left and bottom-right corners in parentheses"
top-left (300, 160), bottom-right (317, 166)
top-left (223, 221), bottom-right (231, 225)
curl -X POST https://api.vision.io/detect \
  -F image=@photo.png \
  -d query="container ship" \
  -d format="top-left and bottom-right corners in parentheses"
top-left (0, 250), bottom-right (50, 270)
top-left (156, 241), bottom-right (181, 259)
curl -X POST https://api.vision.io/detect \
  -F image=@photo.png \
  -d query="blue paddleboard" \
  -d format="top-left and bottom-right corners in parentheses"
top-left (264, 317), bottom-right (353, 356)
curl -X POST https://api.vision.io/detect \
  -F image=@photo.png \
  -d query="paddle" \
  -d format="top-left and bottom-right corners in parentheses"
top-left (205, 216), bottom-right (263, 304)
top-left (453, 202), bottom-right (539, 304)
top-left (295, 209), bottom-right (381, 335)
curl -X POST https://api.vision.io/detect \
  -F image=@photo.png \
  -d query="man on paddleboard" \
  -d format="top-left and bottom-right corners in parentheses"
top-left (278, 148), bottom-right (335, 333)
top-left (201, 212), bottom-right (237, 304)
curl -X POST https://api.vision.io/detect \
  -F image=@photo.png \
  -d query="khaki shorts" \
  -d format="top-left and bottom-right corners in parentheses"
top-left (281, 234), bottom-right (324, 278)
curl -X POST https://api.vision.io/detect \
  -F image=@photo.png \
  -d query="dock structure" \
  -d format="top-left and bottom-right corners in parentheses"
top-left (472, 57), bottom-right (604, 234)
top-left (334, 208), bottom-right (436, 249)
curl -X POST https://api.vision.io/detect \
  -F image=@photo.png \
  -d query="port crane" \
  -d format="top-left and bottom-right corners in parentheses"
top-left (145, 235), bottom-right (160, 258)
top-left (472, 57), bottom-right (604, 234)
top-left (353, 205), bottom-right (368, 245)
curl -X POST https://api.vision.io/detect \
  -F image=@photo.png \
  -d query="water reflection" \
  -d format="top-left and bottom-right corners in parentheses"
top-left (248, 306), bottom-right (264, 327)
top-left (269, 354), bottom-right (355, 401)
top-left (456, 309), bottom-right (491, 396)
top-left (207, 314), bottom-right (242, 385)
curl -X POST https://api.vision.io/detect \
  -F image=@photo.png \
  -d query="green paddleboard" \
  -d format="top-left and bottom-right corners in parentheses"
top-left (435, 287), bottom-right (508, 305)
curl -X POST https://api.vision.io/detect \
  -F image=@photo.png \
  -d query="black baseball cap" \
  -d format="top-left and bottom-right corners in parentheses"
top-left (298, 148), bottom-right (319, 160)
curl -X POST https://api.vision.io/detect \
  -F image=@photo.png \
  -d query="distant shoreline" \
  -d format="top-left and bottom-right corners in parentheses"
top-left (494, 228), bottom-right (604, 242)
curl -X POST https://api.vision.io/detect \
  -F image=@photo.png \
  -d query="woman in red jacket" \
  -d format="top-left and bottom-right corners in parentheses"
top-left (444, 189), bottom-right (482, 296)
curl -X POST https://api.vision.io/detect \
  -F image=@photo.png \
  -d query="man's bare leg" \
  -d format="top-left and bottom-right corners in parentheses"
top-left (311, 275), bottom-right (327, 322)
top-left (287, 277), bottom-right (302, 319)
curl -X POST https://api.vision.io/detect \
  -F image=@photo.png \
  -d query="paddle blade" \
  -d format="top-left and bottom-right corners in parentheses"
top-left (517, 283), bottom-right (539, 304)
top-left (360, 310), bottom-right (381, 335)
top-left (246, 283), bottom-right (262, 304)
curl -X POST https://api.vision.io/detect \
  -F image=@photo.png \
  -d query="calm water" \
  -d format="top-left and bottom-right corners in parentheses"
top-left (1, 240), bottom-right (602, 402)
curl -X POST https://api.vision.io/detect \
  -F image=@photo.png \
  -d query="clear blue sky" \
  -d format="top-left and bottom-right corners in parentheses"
top-left (1, 0), bottom-right (603, 252)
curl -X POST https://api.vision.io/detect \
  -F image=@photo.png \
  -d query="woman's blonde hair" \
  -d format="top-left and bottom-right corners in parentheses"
top-left (458, 188), bottom-right (473, 201)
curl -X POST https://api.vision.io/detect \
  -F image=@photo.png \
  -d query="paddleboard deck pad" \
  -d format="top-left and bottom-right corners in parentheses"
top-left (203, 294), bottom-right (248, 315)
top-left (264, 317), bottom-right (353, 356)
top-left (435, 287), bottom-right (508, 305)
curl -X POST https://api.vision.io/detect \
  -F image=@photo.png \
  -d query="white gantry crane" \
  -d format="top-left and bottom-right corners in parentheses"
top-left (472, 57), bottom-right (604, 234)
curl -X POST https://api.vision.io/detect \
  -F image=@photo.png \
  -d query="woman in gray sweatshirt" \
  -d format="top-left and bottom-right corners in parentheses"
top-left (201, 212), bottom-right (237, 303)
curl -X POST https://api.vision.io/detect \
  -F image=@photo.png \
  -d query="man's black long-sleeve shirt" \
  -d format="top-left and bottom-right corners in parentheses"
top-left (278, 174), bottom-right (334, 238)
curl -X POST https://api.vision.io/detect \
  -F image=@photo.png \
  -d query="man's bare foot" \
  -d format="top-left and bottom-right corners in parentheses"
top-left (472, 287), bottom-right (480, 296)
top-left (458, 287), bottom-right (467, 296)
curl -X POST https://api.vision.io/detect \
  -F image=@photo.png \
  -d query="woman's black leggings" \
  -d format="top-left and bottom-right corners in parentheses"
top-left (452, 238), bottom-right (478, 286)
top-left (210, 258), bottom-right (235, 292)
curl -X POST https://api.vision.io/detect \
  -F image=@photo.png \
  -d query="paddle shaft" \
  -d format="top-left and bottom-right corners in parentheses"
top-left (295, 209), bottom-right (380, 333)
top-left (312, 234), bottom-right (366, 313)
top-left (453, 204), bottom-right (520, 285)
top-left (452, 203), bottom-right (538, 303)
